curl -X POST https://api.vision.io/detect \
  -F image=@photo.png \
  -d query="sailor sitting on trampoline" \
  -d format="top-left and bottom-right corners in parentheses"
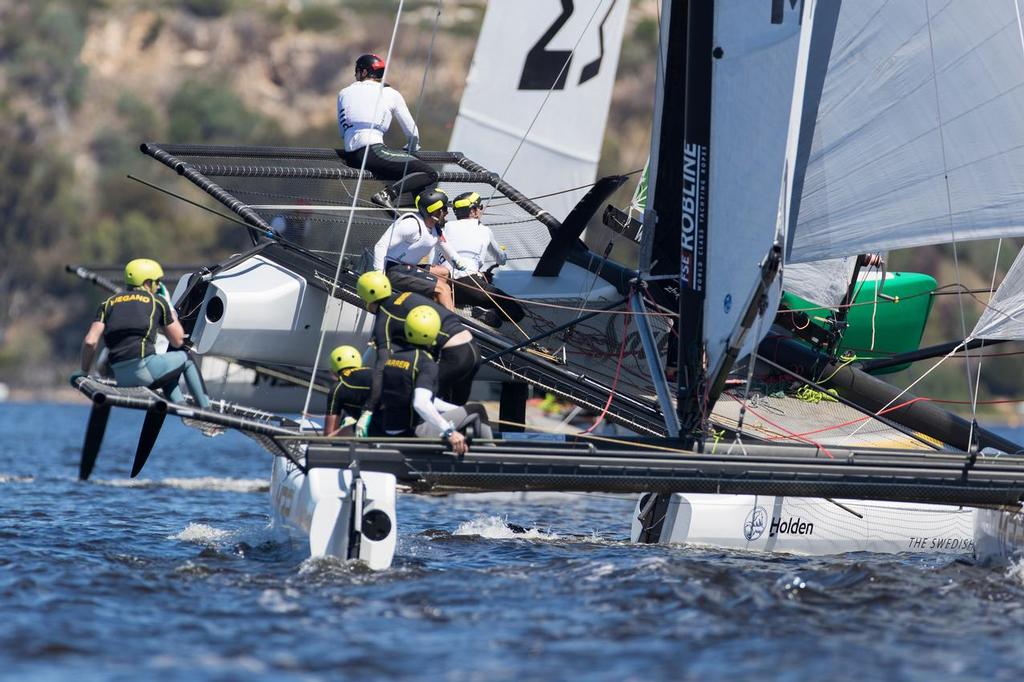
top-left (71, 258), bottom-right (210, 410)
top-left (433, 191), bottom-right (525, 329)
top-left (371, 188), bottom-right (467, 312)
top-left (356, 271), bottom-right (481, 421)
top-left (370, 305), bottom-right (493, 455)
top-left (323, 345), bottom-right (372, 436)
top-left (337, 52), bottom-right (438, 210)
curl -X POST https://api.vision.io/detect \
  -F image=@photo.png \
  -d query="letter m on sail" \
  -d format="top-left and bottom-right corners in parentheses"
top-left (771, 0), bottom-right (803, 24)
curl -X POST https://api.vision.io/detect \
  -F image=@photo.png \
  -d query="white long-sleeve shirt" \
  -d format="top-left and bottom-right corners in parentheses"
top-left (411, 388), bottom-right (459, 433)
top-left (337, 80), bottom-right (419, 152)
top-left (372, 213), bottom-right (461, 271)
top-left (431, 218), bottom-right (507, 278)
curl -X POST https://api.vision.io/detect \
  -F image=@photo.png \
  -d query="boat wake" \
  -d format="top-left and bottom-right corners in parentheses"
top-left (0, 474), bottom-right (34, 484)
top-left (1007, 557), bottom-right (1024, 586)
top-left (168, 522), bottom-right (233, 544)
top-left (95, 476), bottom-right (269, 493)
top-left (454, 515), bottom-right (560, 541)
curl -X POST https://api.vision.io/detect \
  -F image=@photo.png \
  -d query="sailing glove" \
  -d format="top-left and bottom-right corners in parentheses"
top-left (355, 411), bottom-right (372, 438)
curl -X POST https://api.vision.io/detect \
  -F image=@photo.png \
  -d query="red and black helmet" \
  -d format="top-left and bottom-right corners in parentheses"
top-left (355, 53), bottom-right (386, 79)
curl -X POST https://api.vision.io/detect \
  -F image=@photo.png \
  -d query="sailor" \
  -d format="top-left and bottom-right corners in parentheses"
top-left (337, 53), bottom-right (438, 209)
top-left (372, 187), bottom-right (465, 312)
top-left (434, 191), bottom-right (525, 328)
top-left (323, 345), bottom-right (372, 436)
top-left (356, 271), bottom-right (480, 406)
top-left (373, 305), bottom-right (494, 455)
top-left (71, 258), bottom-right (211, 410)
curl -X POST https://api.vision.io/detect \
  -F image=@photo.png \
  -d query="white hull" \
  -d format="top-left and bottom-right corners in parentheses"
top-left (269, 452), bottom-right (397, 570)
top-left (631, 494), bottom-right (978, 556)
top-left (178, 255), bottom-right (629, 373)
top-left (974, 507), bottom-right (1024, 564)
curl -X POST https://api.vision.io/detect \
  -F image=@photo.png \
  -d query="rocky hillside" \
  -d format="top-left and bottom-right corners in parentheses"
top-left (1, 0), bottom-right (1020, 421)
top-left (0, 0), bottom-right (658, 389)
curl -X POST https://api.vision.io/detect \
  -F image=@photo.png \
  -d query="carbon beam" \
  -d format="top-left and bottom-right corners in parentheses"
top-left (760, 337), bottom-right (1023, 454)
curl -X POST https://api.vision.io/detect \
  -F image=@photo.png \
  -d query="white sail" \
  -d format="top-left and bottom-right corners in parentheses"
top-left (784, 257), bottom-right (855, 308)
top-left (449, 0), bottom-right (629, 238)
top-left (701, 0), bottom-right (809, 378)
top-left (787, 0), bottom-right (1024, 264)
top-left (971, 247), bottom-right (1024, 340)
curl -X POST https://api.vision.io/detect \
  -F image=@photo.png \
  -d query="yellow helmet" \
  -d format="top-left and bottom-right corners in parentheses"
top-left (356, 271), bottom-right (392, 304)
top-left (405, 305), bottom-right (441, 347)
top-left (124, 258), bottom-right (164, 288)
top-left (329, 345), bottom-right (362, 374)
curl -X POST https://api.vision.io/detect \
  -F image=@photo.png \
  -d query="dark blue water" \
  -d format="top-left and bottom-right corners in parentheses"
top-left (3, 402), bottom-right (1024, 681)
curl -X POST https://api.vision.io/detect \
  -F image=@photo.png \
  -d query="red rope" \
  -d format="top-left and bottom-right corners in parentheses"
top-left (725, 392), bottom-right (834, 458)
top-left (582, 300), bottom-right (632, 434)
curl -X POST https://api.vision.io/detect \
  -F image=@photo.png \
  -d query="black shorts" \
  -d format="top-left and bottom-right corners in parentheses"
top-left (385, 262), bottom-right (437, 299)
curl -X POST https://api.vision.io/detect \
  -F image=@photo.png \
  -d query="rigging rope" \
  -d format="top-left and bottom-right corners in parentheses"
top-left (580, 299), bottom-right (632, 434)
top-left (838, 340), bottom-right (965, 446)
top-left (483, 0), bottom-right (610, 209)
top-left (925, 0), bottom-right (976, 451)
top-left (301, 0), bottom-right (413, 422)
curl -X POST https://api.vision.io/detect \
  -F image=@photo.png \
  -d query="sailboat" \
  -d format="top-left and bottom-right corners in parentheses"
top-left (69, 0), bottom-right (1024, 570)
top-left (629, 0), bottom-right (1024, 553)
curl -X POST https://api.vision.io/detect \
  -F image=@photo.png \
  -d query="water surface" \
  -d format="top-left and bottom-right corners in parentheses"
top-left (2, 402), bottom-right (1023, 681)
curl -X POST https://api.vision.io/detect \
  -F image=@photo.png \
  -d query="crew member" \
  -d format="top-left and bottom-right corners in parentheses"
top-left (337, 53), bottom-right (438, 209)
top-left (372, 305), bottom-right (494, 455)
top-left (323, 345), bottom-right (372, 436)
top-left (372, 188), bottom-right (465, 311)
top-left (434, 191), bottom-right (525, 328)
top-left (72, 258), bottom-right (211, 410)
top-left (356, 271), bottom-right (480, 406)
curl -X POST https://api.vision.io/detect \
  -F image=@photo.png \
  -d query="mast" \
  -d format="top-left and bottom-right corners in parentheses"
top-left (674, 0), bottom-right (713, 447)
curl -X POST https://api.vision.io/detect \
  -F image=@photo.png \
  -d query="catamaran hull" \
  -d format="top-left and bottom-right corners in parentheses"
top-left (973, 507), bottom-right (1024, 564)
top-left (178, 254), bottom-right (623, 371)
top-left (631, 494), bottom-right (977, 555)
top-left (269, 454), bottom-right (397, 570)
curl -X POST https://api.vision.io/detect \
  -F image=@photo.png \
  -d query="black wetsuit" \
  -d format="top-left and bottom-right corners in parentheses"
top-left (371, 290), bottom-right (480, 404)
top-left (373, 344), bottom-right (440, 436)
top-left (326, 367), bottom-right (373, 421)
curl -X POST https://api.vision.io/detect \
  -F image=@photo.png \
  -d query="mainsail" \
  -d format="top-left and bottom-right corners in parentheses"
top-left (787, 0), bottom-right (1024, 263)
top-left (448, 0), bottom-right (630, 232)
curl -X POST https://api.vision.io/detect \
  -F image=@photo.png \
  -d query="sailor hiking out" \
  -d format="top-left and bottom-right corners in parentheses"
top-left (324, 345), bottom-right (372, 436)
top-left (371, 305), bottom-right (493, 455)
top-left (372, 188), bottom-right (465, 311)
top-left (434, 191), bottom-right (525, 328)
top-left (356, 271), bottom-right (481, 409)
top-left (337, 53), bottom-right (438, 209)
top-left (72, 258), bottom-right (211, 410)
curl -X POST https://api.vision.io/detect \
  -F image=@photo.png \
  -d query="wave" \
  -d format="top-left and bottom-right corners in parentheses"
top-left (168, 522), bottom-right (233, 543)
top-left (454, 515), bottom-right (559, 541)
top-left (96, 476), bottom-right (268, 493)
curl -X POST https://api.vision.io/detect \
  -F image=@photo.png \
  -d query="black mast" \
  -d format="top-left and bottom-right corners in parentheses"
top-left (674, 0), bottom-right (714, 448)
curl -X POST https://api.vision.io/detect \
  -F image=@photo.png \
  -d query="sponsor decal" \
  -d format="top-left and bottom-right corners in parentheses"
top-left (907, 537), bottom-right (976, 551)
top-left (771, 0), bottom-right (804, 24)
top-left (769, 516), bottom-right (814, 536)
top-left (110, 293), bottom-right (152, 305)
top-left (680, 142), bottom-right (707, 289)
top-left (744, 506), bottom-right (768, 541)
